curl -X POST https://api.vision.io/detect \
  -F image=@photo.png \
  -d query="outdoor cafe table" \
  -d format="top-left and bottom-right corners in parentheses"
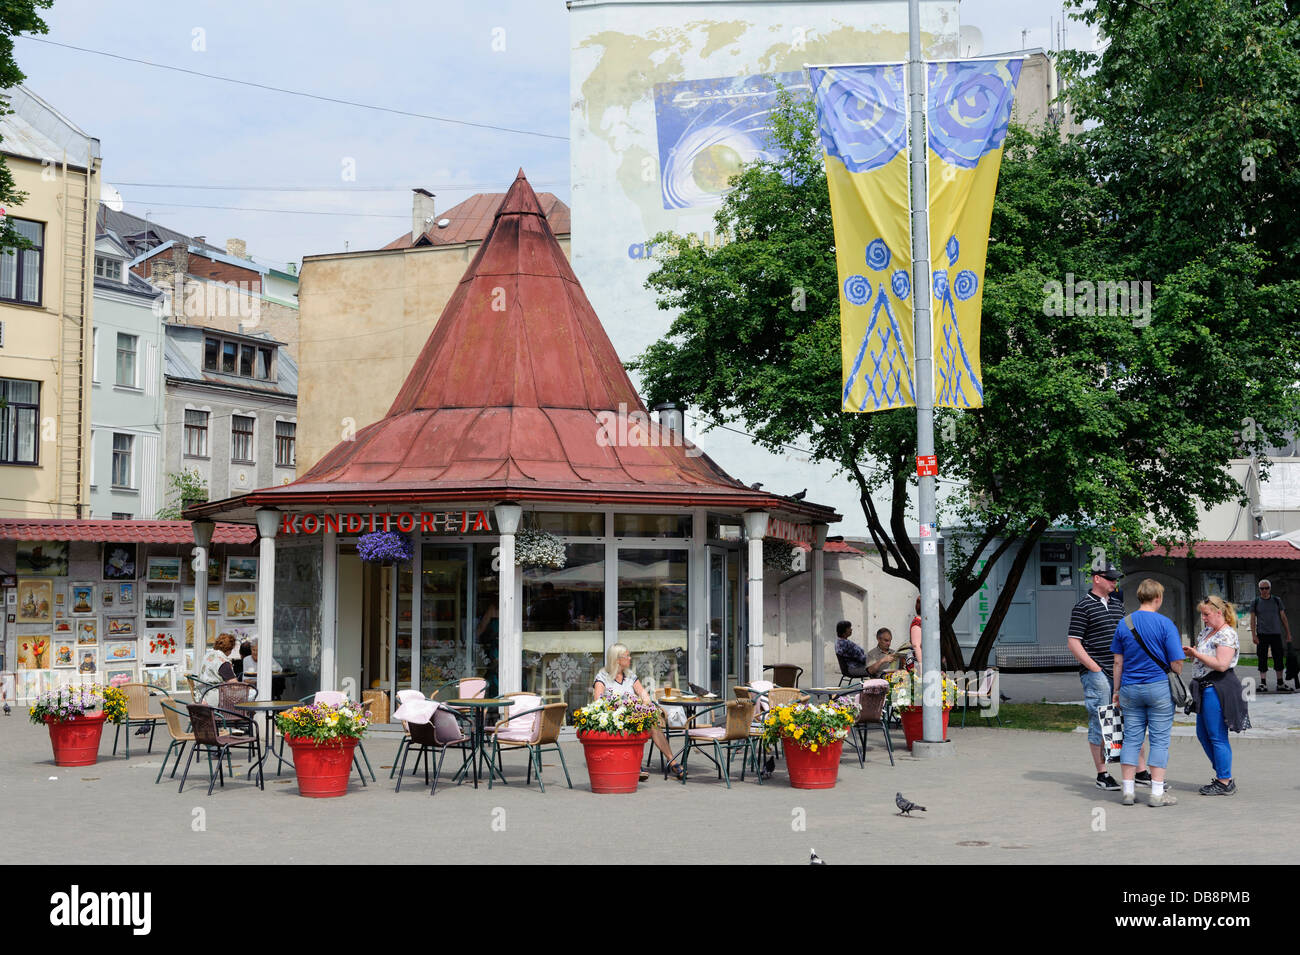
top-left (804, 685), bottom-right (863, 701)
top-left (444, 697), bottom-right (511, 788)
top-left (233, 700), bottom-right (298, 777)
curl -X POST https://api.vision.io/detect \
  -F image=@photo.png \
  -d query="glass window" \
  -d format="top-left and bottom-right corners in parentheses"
top-left (613, 513), bottom-right (692, 538)
top-left (257, 346), bottom-right (273, 380)
top-left (0, 377), bottom-right (39, 464)
top-left (94, 256), bottom-right (122, 281)
top-left (111, 512), bottom-right (133, 520)
top-left (0, 218), bottom-right (43, 305)
top-left (231, 415), bottom-right (255, 463)
top-left (111, 433), bottom-right (133, 488)
top-left (115, 333), bottom-right (137, 387)
top-left (275, 420), bottom-right (295, 467)
top-left (523, 543), bottom-right (605, 721)
top-left (221, 341), bottom-right (237, 373)
top-left (617, 548), bottom-right (689, 691)
top-left (528, 511), bottom-right (603, 536)
top-left (204, 337), bottom-right (219, 371)
top-left (239, 343), bottom-right (255, 377)
top-left (184, 409), bottom-right (209, 457)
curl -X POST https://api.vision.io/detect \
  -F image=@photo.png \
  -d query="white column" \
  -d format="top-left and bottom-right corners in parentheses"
top-left (254, 509), bottom-right (280, 702)
top-left (321, 528), bottom-right (337, 692)
top-left (743, 511), bottom-right (769, 683)
top-left (192, 520), bottom-right (214, 670)
top-left (811, 524), bottom-right (827, 688)
top-left (494, 502), bottom-right (523, 695)
top-left (689, 507), bottom-right (707, 690)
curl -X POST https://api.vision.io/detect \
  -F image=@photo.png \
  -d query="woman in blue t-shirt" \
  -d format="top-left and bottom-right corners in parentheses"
top-left (1109, 578), bottom-right (1185, 807)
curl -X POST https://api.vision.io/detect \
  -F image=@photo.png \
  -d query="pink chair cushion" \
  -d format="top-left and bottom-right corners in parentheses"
top-left (459, 678), bottom-right (487, 699)
top-left (688, 726), bottom-right (727, 740)
top-left (314, 690), bottom-right (347, 706)
top-left (396, 690), bottom-right (426, 705)
top-left (393, 699), bottom-right (439, 725)
top-left (496, 694), bottom-right (541, 742)
top-left (861, 679), bottom-right (889, 691)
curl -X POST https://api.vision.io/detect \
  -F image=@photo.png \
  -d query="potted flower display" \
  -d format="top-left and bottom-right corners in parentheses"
top-left (356, 531), bottom-right (413, 565)
top-left (887, 670), bottom-right (957, 749)
top-left (515, 528), bottom-right (566, 570)
top-left (29, 684), bottom-right (128, 766)
top-left (275, 701), bottom-right (369, 798)
top-left (760, 700), bottom-right (856, 789)
top-left (572, 692), bottom-right (659, 793)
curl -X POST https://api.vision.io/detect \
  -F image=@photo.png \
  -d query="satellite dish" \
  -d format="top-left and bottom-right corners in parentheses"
top-left (102, 184), bottom-right (125, 212)
top-left (960, 25), bottom-right (984, 57)
top-left (436, 218), bottom-right (451, 229)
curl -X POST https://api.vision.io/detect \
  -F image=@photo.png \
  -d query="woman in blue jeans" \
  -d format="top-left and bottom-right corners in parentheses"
top-left (1110, 579), bottom-right (1185, 807)
top-left (1183, 595), bottom-right (1250, 795)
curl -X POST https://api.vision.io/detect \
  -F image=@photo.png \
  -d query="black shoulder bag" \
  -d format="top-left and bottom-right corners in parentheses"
top-left (1124, 614), bottom-right (1191, 710)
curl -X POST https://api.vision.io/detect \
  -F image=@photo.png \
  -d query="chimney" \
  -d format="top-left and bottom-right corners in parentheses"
top-left (226, 238), bottom-right (247, 259)
top-left (192, 236), bottom-right (206, 246)
top-left (412, 188), bottom-right (436, 242)
top-left (654, 401), bottom-right (684, 438)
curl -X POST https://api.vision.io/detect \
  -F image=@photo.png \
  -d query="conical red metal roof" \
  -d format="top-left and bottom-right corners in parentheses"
top-left (206, 171), bottom-right (836, 520)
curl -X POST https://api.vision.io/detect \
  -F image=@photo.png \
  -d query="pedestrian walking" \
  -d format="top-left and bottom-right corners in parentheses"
top-left (1109, 579), bottom-right (1184, 807)
top-left (1184, 595), bottom-right (1251, 796)
top-left (1250, 579), bottom-right (1293, 692)
top-left (1066, 565), bottom-right (1150, 790)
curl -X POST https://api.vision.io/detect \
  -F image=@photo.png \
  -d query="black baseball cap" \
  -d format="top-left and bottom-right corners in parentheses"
top-left (1093, 565), bottom-right (1123, 581)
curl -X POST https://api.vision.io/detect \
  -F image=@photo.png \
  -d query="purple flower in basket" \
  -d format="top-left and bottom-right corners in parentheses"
top-left (356, 531), bottom-right (413, 564)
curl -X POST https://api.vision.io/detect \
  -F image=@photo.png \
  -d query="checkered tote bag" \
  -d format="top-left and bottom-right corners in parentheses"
top-left (1097, 702), bottom-right (1123, 763)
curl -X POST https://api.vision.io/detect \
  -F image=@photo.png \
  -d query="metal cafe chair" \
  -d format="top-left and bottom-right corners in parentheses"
top-left (763, 663), bottom-right (804, 688)
top-left (179, 703), bottom-right (265, 796)
top-left (155, 700), bottom-right (196, 784)
top-left (488, 702), bottom-right (572, 793)
top-left (393, 705), bottom-right (476, 795)
top-left (677, 699), bottom-right (755, 788)
top-left (843, 680), bottom-right (895, 768)
top-left (113, 682), bottom-right (168, 758)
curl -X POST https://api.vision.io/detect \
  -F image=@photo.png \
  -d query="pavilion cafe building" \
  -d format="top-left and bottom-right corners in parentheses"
top-left (187, 172), bottom-right (842, 719)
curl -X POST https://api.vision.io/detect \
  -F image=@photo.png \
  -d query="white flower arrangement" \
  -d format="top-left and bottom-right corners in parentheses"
top-left (515, 528), bottom-right (567, 569)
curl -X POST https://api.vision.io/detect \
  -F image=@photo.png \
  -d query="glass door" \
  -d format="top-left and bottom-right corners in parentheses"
top-left (420, 544), bottom-right (470, 697)
top-left (708, 547), bottom-right (742, 692)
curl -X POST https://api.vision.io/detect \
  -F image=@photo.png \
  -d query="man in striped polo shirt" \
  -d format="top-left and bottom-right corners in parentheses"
top-left (1067, 566), bottom-right (1150, 790)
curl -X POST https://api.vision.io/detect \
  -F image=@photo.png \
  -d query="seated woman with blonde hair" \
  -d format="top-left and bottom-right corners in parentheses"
top-left (592, 643), bottom-right (685, 780)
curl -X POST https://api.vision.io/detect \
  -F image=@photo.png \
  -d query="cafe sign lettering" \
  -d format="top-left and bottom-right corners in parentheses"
top-left (765, 517), bottom-right (813, 543)
top-left (280, 510), bottom-right (494, 536)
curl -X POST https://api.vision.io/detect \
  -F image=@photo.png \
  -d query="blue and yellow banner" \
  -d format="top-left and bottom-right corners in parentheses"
top-left (810, 59), bottom-right (1022, 412)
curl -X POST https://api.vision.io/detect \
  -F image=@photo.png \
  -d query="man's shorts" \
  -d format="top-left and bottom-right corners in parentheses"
top-left (1080, 668), bottom-right (1113, 746)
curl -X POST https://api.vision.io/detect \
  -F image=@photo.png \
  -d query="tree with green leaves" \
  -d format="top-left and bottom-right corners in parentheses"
top-left (0, 0), bottom-right (53, 250)
top-left (633, 8), bottom-right (1300, 668)
top-left (155, 468), bottom-right (208, 520)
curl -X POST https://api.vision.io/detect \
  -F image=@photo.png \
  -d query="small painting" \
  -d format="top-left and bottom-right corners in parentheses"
top-left (104, 639), bottom-right (138, 663)
top-left (225, 591), bottom-right (256, 619)
top-left (52, 639), bottom-right (76, 668)
top-left (16, 578), bottom-right (54, 624)
top-left (144, 593), bottom-right (177, 620)
top-left (15, 669), bottom-right (47, 700)
top-left (69, 582), bottom-right (96, 616)
top-left (17, 540), bottom-right (69, 576)
top-left (217, 624), bottom-right (254, 648)
top-left (102, 543), bottom-right (138, 581)
top-left (183, 556), bottom-right (222, 585)
top-left (226, 556), bottom-right (258, 582)
top-left (77, 648), bottom-right (98, 674)
top-left (142, 666), bottom-right (175, 691)
top-left (5, 590), bottom-right (15, 606)
top-left (6, 613), bottom-right (14, 624)
top-left (147, 556), bottom-right (182, 583)
top-left (145, 631), bottom-right (180, 664)
top-left (184, 649), bottom-right (195, 674)
top-left (101, 588), bottom-right (114, 609)
top-left (183, 618), bottom-right (194, 647)
top-left (53, 619), bottom-right (73, 634)
top-left (54, 590), bottom-right (65, 606)
top-left (17, 635), bottom-right (51, 669)
top-left (104, 666), bottom-right (136, 688)
top-left (76, 618), bottom-right (98, 645)
top-left (118, 582), bottom-right (135, 605)
top-left (105, 615), bottom-right (136, 637)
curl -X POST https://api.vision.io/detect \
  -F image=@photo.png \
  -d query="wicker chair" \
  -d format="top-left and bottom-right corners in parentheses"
top-left (184, 673), bottom-right (217, 702)
top-left (155, 700), bottom-right (195, 784)
top-left (112, 683), bottom-right (168, 758)
top-left (489, 702), bottom-right (571, 792)
top-left (394, 705), bottom-right (476, 795)
top-left (844, 679), bottom-right (894, 767)
top-left (179, 703), bottom-right (265, 795)
top-left (956, 668), bottom-right (1004, 727)
top-left (645, 688), bottom-right (687, 772)
top-left (763, 663), bottom-right (804, 688)
top-left (678, 699), bottom-right (755, 788)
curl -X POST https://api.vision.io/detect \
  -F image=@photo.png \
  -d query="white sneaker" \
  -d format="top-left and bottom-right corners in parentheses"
top-left (1148, 791), bottom-right (1177, 807)
top-left (1122, 790), bottom-right (1136, 806)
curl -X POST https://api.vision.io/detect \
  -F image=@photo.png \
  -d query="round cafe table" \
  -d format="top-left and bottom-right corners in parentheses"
top-left (804, 685), bottom-right (863, 701)
top-left (444, 698), bottom-right (511, 788)
top-left (233, 700), bottom-right (298, 777)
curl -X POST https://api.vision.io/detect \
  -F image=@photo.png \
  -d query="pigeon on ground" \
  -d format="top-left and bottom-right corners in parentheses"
top-left (810, 849), bottom-right (826, 864)
top-left (896, 792), bottom-right (926, 815)
top-left (762, 754), bottom-right (776, 778)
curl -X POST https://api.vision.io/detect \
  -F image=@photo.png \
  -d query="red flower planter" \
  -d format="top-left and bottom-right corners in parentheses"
top-left (284, 736), bottom-right (360, 798)
top-left (578, 731), bottom-right (649, 793)
top-left (782, 738), bottom-right (844, 789)
top-left (899, 707), bottom-right (950, 750)
top-left (45, 712), bottom-right (109, 767)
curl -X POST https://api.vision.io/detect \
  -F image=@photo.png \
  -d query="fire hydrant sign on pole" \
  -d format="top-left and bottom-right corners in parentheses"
top-left (916, 454), bottom-right (938, 477)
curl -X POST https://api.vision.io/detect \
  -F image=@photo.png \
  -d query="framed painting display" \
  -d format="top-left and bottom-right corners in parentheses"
top-left (52, 619), bottom-right (73, 634)
top-left (69, 582), bottom-right (96, 616)
top-left (226, 556), bottom-right (258, 582)
top-left (147, 557), bottom-right (182, 583)
top-left (144, 593), bottom-right (177, 621)
top-left (101, 587), bottom-right (114, 609)
top-left (224, 591), bottom-right (256, 620)
top-left (105, 615), bottom-right (136, 637)
top-left (183, 649), bottom-right (195, 674)
top-left (1201, 571), bottom-right (1228, 601)
top-left (104, 665), bottom-right (136, 687)
top-left (118, 582), bottom-right (135, 606)
top-left (76, 618), bottom-right (98, 644)
top-left (17, 540), bottom-right (68, 576)
top-left (17, 634), bottom-right (51, 669)
top-left (142, 666), bottom-right (175, 692)
top-left (54, 590), bottom-right (65, 609)
top-left (16, 578), bottom-right (54, 624)
top-left (144, 631), bottom-right (180, 665)
top-left (77, 647), bottom-right (98, 673)
top-left (52, 639), bottom-right (76, 668)
top-left (104, 639), bottom-right (138, 664)
top-left (103, 543), bottom-right (138, 581)
top-left (218, 624), bottom-right (254, 648)
top-left (183, 556), bottom-right (222, 586)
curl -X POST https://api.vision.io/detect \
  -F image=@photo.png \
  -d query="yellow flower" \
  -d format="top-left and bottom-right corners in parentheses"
top-left (811, 743), bottom-right (818, 752)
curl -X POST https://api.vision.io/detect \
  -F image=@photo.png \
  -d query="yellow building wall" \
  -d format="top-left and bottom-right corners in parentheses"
top-left (0, 154), bottom-right (99, 518)
top-left (295, 237), bottom-right (571, 472)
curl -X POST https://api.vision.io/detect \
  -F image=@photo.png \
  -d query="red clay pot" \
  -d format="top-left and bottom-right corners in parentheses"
top-left (782, 738), bottom-right (844, 789)
top-left (284, 736), bottom-right (360, 797)
top-left (45, 712), bottom-right (108, 767)
top-left (578, 731), bottom-right (649, 793)
top-left (900, 707), bottom-right (950, 750)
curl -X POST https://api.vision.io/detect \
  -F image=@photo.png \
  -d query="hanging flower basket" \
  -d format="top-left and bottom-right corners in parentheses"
top-left (357, 531), bottom-right (413, 564)
top-left (762, 538), bottom-right (797, 572)
top-left (515, 528), bottom-right (566, 570)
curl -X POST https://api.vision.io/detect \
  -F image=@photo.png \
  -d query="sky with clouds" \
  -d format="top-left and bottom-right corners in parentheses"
top-left (13, 0), bottom-right (1092, 272)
